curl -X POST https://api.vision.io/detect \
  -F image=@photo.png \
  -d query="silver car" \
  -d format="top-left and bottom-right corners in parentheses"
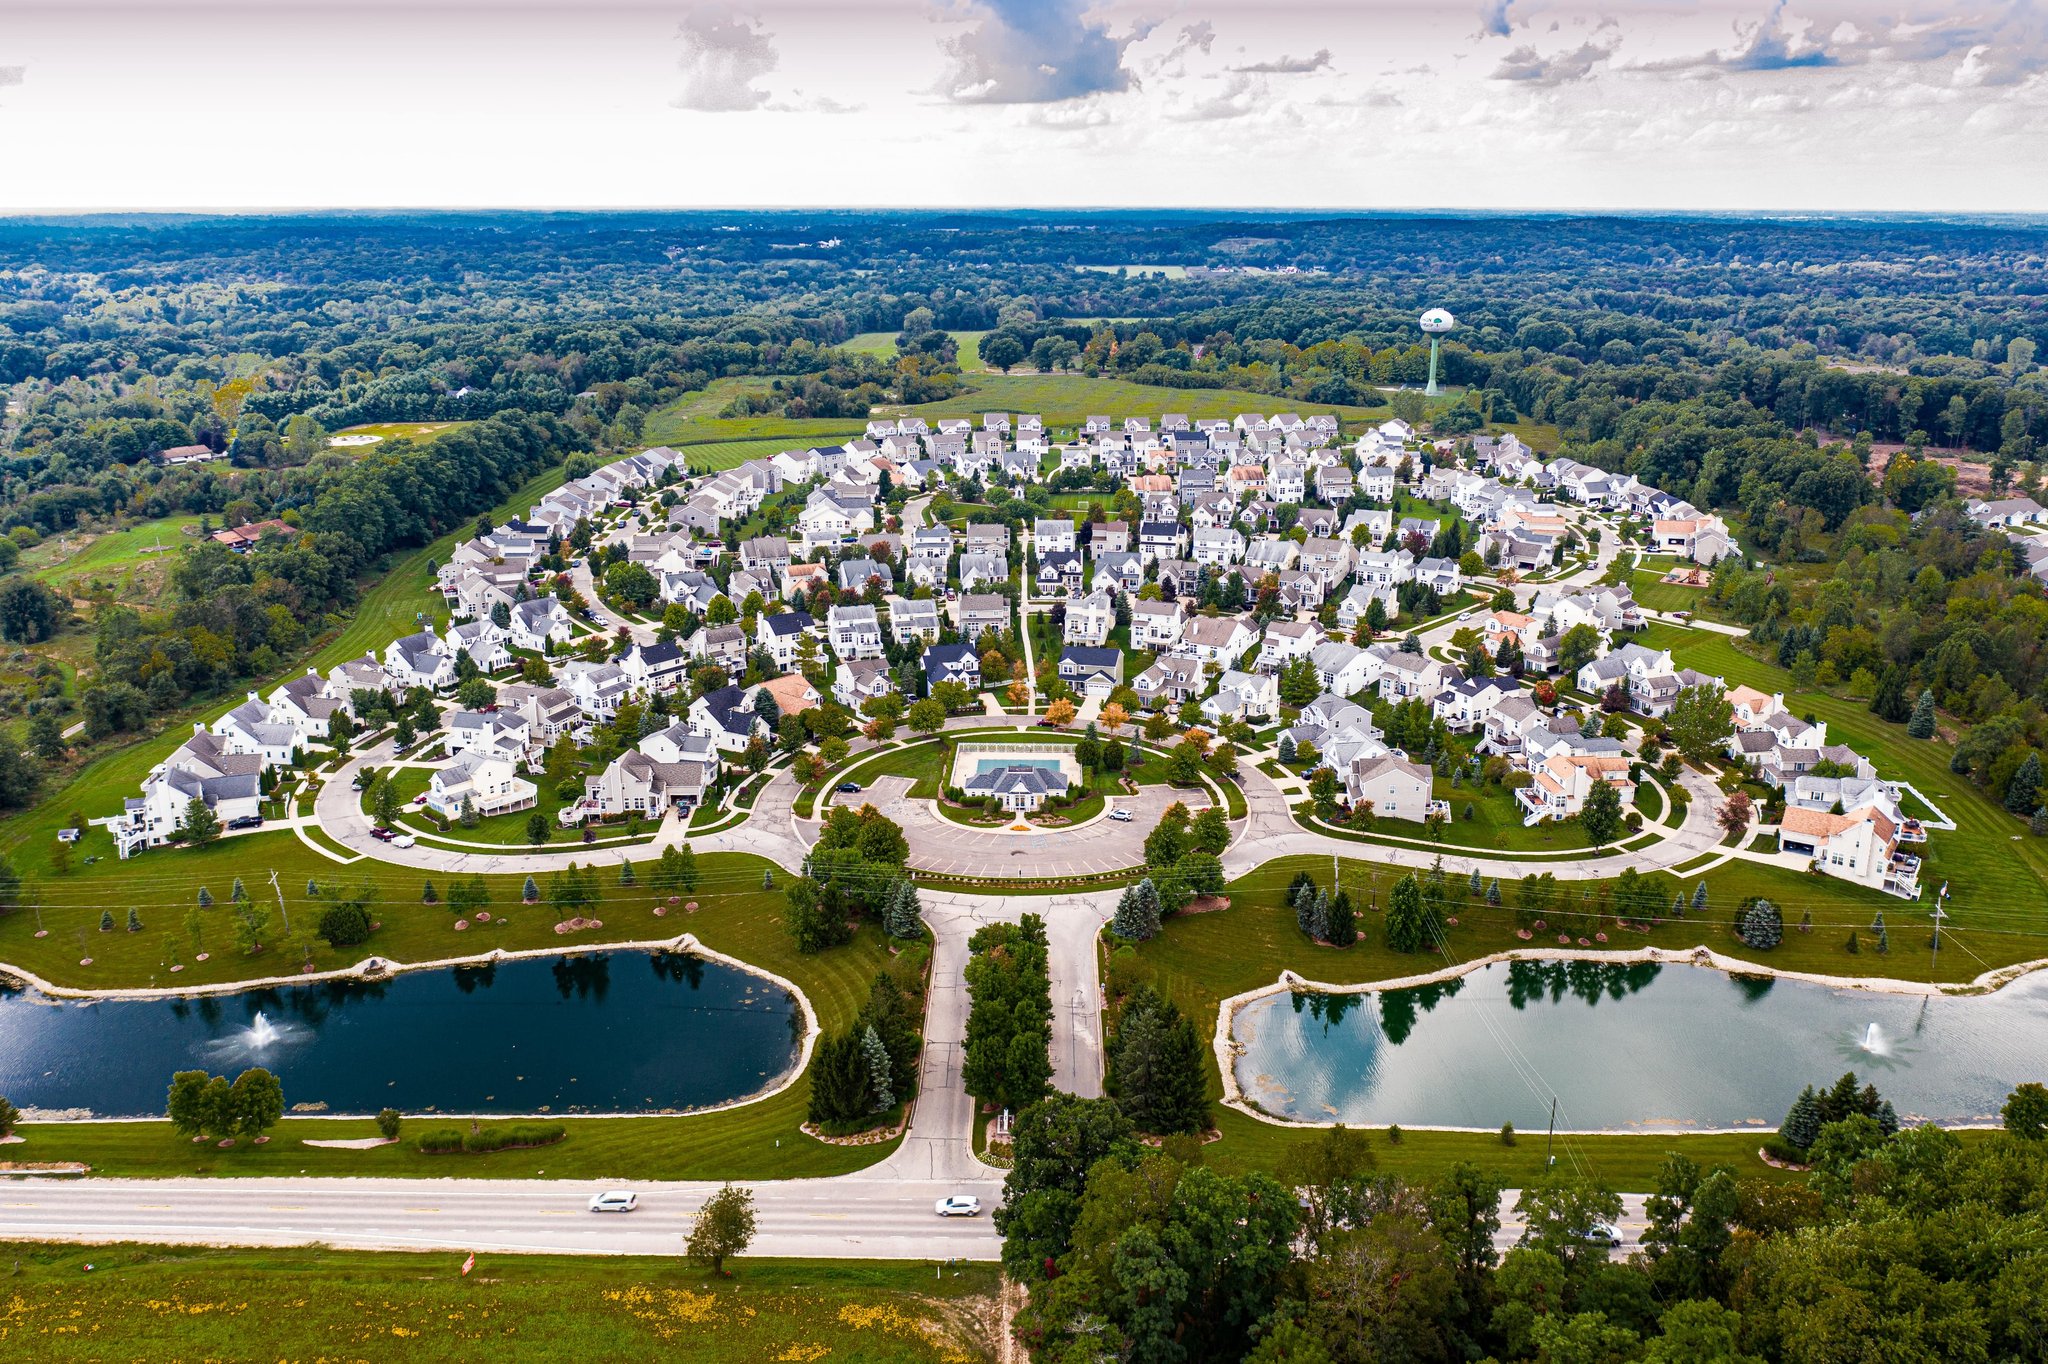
top-left (934, 1194), bottom-right (982, 1217)
top-left (588, 1190), bottom-right (639, 1213)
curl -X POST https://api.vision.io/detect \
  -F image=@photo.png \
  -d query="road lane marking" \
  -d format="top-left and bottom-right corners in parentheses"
top-left (266, 1205), bottom-right (308, 1211)
top-left (134, 1204), bottom-right (173, 1210)
top-left (403, 1207), bottom-right (441, 1214)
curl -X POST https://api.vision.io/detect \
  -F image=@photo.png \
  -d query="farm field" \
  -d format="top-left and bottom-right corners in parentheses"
top-left (0, 1243), bottom-right (999, 1362)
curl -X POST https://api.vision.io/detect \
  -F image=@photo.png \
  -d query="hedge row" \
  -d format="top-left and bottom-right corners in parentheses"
top-left (416, 1122), bottom-right (567, 1154)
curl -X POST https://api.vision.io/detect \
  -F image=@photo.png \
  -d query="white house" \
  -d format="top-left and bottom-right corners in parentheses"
top-left (508, 597), bottom-right (575, 653)
top-left (827, 603), bottom-right (885, 661)
top-left (427, 750), bottom-right (536, 819)
top-left (1064, 590), bottom-right (1116, 648)
top-left (1344, 756), bottom-right (1434, 821)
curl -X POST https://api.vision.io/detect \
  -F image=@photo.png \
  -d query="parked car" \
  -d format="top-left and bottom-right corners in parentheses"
top-left (837, 782), bottom-right (863, 794)
top-left (1109, 808), bottom-right (1133, 822)
top-left (392, 834), bottom-right (416, 849)
top-left (587, 1190), bottom-right (639, 1214)
top-left (370, 827), bottom-right (395, 841)
top-left (933, 1195), bottom-right (981, 1218)
top-left (225, 815), bottom-right (263, 831)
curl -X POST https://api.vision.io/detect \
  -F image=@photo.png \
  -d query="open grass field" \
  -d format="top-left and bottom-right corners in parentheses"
top-left (842, 330), bottom-right (992, 371)
top-left (21, 514), bottom-right (205, 603)
top-left (0, 1242), bottom-right (999, 1362)
top-left (1075, 263), bottom-right (1193, 279)
top-left (329, 420), bottom-right (476, 446)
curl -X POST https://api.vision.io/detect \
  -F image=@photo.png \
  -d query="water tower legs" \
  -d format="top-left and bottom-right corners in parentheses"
top-left (1425, 336), bottom-right (1441, 396)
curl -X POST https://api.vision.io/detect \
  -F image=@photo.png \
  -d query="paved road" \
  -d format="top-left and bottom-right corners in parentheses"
top-left (1220, 759), bottom-right (1728, 883)
top-left (1495, 1191), bottom-right (1653, 1256)
top-left (0, 1176), bottom-right (1004, 1260)
top-left (570, 557), bottom-right (657, 648)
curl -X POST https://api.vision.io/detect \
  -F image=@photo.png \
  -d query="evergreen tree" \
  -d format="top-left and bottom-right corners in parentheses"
top-left (1109, 885), bottom-right (1160, 942)
top-left (1468, 868), bottom-right (1483, 898)
top-left (1781, 1086), bottom-right (1823, 1150)
top-left (126, 907), bottom-right (142, 932)
top-left (761, 867), bottom-right (775, 890)
top-left (860, 1025), bottom-right (896, 1113)
top-left (1672, 892), bottom-right (1686, 918)
top-left (1326, 891), bottom-right (1357, 948)
top-left (197, 886), bottom-right (213, 909)
top-left (1486, 878), bottom-right (1501, 906)
top-left (1872, 911), bottom-right (1889, 953)
top-left (1309, 889), bottom-right (1332, 943)
top-left (1906, 689), bottom-right (1938, 739)
top-left (884, 879), bottom-right (924, 939)
top-left (1876, 1099), bottom-right (1900, 1136)
top-left (1692, 881), bottom-right (1709, 915)
top-left (1277, 732), bottom-right (1296, 763)
top-left (1736, 897), bottom-right (1783, 949)
top-left (1107, 990), bottom-right (1209, 1136)
top-left (807, 1029), bottom-right (871, 1126)
top-left (422, 879), bottom-right (437, 903)
top-left (522, 875), bottom-right (539, 902)
top-left (230, 877), bottom-right (247, 903)
top-left (1385, 874), bottom-right (1436, 953)
top-left (618, 861), bottom-right (636, 887)
top-left (99, 909), bottom-right (113, 931)
top-left (306, 879), bottom-right (319, 898)
top-left (2006, 751), bottom-right (2043, 815)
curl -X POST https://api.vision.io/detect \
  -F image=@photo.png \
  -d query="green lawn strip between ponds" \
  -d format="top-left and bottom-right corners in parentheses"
top-left (0, 1242), bottom-right (1000, 1363)
top-left (8, 854), bottom-right (908, 1180)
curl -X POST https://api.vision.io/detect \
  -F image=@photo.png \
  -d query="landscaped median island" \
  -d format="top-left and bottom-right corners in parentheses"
top-left (0, 1242), bottom-right (1002, 1362)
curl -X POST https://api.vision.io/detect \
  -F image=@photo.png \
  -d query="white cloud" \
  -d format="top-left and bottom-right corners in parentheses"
top-left (938, 0), bottom-right (1143, 105)
top-left (672, 7), bottom-right (778, 112)
top-left (1230, 48), bottom-right (1333, 75)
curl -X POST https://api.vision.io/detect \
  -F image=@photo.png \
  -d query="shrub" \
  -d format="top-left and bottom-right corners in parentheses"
top-left (1499, 1122), bottom-right (1517, 1146)
top-left (418, 1122), bottom-right (566, 1154)
top-left (416, 1128), bottom-right (465, 1153)
top-left (1387, 1124), bottom-right (1403, 1144)
top-left (376, 1107), bottom-right (402, 1140)
top-left (317, 903), bottom-right (373, 947)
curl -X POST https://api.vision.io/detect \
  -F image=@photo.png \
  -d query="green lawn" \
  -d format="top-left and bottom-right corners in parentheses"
top-left (878, 374), bottom-right (1392, 439)
top-left (0, 1243), bottom-right (999, 1362)
top-left (22, 514), bottom-right (205, 598)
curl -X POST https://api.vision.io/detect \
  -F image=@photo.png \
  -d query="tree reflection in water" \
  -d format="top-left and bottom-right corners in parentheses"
top-left (551, 954), bottom-right (612, 1002)
top-left (1504, 960), bottom-right (1662, 1010)
top-left (453, 962), bottom-right (498, 994)
top-left (649, 950), bottom-right (705, 988)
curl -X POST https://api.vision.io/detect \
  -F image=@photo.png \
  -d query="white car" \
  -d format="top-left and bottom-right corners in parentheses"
top-left (1109, 808), bottom-right (1133, 822)
top-left (392, 834), bottom-right (416, 849)
top-left (934, 1194), bottom-right (982, 1218)
top-left (1581, 1221), bottom-right (1623, 1248)
top-left (588, 1190), bottom-right (639, 1213)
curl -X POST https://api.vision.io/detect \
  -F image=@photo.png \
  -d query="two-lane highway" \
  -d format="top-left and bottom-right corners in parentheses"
top-left (0, 1175), bottom-right (1006, 1260)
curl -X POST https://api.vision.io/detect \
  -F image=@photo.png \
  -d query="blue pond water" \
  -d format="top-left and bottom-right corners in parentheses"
top-left (0, 950), bottom-right (802, 1118)
top-left (1232, 961), bottom-right (2048, 1130)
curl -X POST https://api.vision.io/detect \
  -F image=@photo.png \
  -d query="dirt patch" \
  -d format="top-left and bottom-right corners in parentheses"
top-left (1179, 895), bottom-right (1232, 915)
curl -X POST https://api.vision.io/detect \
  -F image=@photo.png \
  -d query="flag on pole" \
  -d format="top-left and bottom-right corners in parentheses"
top-left (1939, 881), bottom-right (1949, 900)
top-left (461, 1253), bottom-right (475, 1277)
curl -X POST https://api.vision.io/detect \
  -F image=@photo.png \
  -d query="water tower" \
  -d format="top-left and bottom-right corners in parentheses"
top-left (1419, 308), bottom-right (1456, 396)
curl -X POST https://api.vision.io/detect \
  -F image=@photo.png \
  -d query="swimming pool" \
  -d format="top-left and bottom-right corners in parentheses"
top-left (972, 756), bottom-right (1067, 777)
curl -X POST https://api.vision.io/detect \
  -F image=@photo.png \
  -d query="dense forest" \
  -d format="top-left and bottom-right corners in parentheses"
top-left (1000, 1086), bottom-right (2048, 1364)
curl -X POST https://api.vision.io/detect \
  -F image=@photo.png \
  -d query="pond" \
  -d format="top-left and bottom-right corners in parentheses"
top-left (1232, 961), bottom-right (2048, 1131)
top-left (0, 950), bottom-right (803, 1119)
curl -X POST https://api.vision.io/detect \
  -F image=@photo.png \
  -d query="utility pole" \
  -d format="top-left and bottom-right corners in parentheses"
top-left (1545, 1097), bottom-right (1558, 1170)
top-left (269, 869), bottom-right (291, 935)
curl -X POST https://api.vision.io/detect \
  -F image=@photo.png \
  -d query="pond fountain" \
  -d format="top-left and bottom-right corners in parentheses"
top-left (0, 950), bottom-right (803, 1118)
top-left (1231, 961), bottom-right (2048, 1131)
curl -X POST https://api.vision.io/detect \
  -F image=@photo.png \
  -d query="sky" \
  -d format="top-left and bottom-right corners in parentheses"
top-left (1, 0), bottom-right (2046, 212)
